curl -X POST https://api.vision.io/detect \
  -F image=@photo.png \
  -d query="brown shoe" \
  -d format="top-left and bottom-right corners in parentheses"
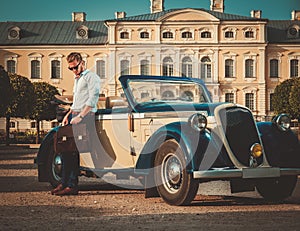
top-left (50, 184), bottom-right (64, 195)
top-left (54, 187), bottom-right (78, 196)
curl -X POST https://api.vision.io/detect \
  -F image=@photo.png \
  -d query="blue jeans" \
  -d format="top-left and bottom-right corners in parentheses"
top-left (61, 151), bottom-right (79, 188)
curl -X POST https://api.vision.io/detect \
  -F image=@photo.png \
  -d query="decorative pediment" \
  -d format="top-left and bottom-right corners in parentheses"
top-left (158, 9), bottom-right (219, 22)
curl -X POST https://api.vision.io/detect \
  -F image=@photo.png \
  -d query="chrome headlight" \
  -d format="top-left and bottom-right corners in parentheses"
top-left (273, 114), bottom-right (291, 132)
top-left (189, 113), bottom-right (207, 132)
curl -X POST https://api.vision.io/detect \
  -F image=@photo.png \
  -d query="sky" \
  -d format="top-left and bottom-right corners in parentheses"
top-left (0, 0), bottom-right (299, 22)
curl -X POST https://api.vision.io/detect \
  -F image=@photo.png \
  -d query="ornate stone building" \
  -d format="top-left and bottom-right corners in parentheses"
top-left (0, 0), bottom-right (299, 132)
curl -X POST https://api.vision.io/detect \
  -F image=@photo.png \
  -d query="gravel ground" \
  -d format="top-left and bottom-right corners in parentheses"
top-left (0, 146), bottom-right (300, 230)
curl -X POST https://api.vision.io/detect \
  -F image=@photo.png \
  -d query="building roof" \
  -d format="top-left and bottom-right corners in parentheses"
top-left (267, 20), bottom-right (300, 43)
top-left (0, 21), bottom-right (107, 45)
top-left (0, 8), bottom-right (298, 46)
top-left (106, 8), bottom-right (265, 22)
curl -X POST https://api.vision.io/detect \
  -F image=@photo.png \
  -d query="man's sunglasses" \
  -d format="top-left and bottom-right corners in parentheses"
top-left (68, 62), bottom-right (81, 71)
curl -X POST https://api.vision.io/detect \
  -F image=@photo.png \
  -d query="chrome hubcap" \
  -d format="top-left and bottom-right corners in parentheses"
top-left (162, 154), bottom-right (182, 193)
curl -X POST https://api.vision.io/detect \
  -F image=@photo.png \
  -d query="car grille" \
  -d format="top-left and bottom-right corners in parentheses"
top-left (219, 107), bottom-right (263, 167)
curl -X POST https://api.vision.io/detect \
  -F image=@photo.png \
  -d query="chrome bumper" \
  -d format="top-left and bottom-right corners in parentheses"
top-left (193, 167), bottom-right (300, 179)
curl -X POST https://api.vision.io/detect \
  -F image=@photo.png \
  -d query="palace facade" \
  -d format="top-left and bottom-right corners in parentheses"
top-left (0, 0), bottom-right (300, 133)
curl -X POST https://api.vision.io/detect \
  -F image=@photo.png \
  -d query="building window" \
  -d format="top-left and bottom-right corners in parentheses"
top-left (7, 60), bottom-right (16, 73)
top-left (245, 30), bottom-right (254, 38)
top-left (96, 60), bottom-right (106, 79)
top-left (51, 60), bottom-right (60, 79)
top-left (31, 122), bottom-right (36, 128)
top-left (290, 59), bottom-right (299, 78)
top-left (225, 93), bottom-right (234, 103)
top-left (162, 31), bottom-right (173, 39)
top-left (181, 57), bottom-right (193, 77)
top-left (245, 93), bottom-right (254, 111)
top-left (120, 32), bottom-right (129, 39)
top-left (225, 59), bottom-right (234, 78)
top-left (225, 31), bottom-right (234, 38)
top-left (31, 60), bottom-right (41, 79)
top-left (120, 60), bottom-right (129, 76)
top-left (270, 93), bottom-right (274, 112)
top-left (162, 90), bottom-right (175, 99)
top-left (140, 60), bottom-right (150, 75)
top-left (201, 31), bottom-right (211, 38)
top-left (51, 122), bottom-right (59, 128)
top-left (270, 59), bottom-right (279, 78)
top-left (182, 31), bottom-right (192, 39)
top-left (200, 57), bottom-right (211, 79)
top-left (10, 122), bottom-right (16, 128)
top-left (140, 32), bottom-right (149, 39)
top-left (162, 57), bottom-right (174, 76)
top-left (245, 59), bottom-right (254, 78)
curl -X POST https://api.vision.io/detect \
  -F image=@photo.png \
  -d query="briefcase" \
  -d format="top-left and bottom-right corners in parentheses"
top-left (53, 124), bottom-right (90, 153)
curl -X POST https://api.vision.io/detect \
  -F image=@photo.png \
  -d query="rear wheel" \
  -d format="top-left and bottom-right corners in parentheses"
top-left (256, 175), bottom-right (297, 202)
top-left (46, 140), bottom-right (62, 187)
top-left (154, 139), bottom-right (199, 205)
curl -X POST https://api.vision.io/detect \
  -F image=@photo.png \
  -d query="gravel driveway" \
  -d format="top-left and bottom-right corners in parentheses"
top-left (0, 146), bottom-right (300, 230)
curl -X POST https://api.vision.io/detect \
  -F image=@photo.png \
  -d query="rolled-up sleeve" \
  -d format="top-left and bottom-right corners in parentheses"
top-left (84, 72), bottom-right (100, 108)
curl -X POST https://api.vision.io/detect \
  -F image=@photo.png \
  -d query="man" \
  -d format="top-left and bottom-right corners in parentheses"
top-left (51, 52), bottom-right (100, 196)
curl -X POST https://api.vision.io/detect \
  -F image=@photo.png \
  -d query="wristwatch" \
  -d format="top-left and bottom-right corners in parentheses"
top-left (78, 114), bottom-right (84, 119)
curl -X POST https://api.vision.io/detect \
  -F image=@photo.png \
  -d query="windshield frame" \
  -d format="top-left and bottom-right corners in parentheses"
top-left (119, 75), bottom-right (212, 112)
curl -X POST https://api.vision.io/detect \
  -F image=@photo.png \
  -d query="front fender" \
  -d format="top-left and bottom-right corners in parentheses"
top-left (257, 122), bottom-right (300, 167)
top-left (135, 122), bottom-right (210, 174)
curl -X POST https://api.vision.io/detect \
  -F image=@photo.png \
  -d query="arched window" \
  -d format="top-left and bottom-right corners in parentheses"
top-left (162, 31), bottom-right (173, 39)
top-left (225, 31), bottom-right (234, 38)
top-left (245, 93), bottom-right (254, 111)
top-left (96, 60), bottom-right (106, 79)
top-left (201, 31), bottom-right (211, 38)
top-left (120, 32), bottom-right (129, 39)
top-left (200, 57), bottom-right (211, 79)
top-left (245, 31), bottom-right (254, 38)
top-left (181, 56), bottom-right (193, 77)
top-left (181, 91), bottom-right (193, 101)
top-left (245, 59), bottom-right (254, 78)
top-left (31, 60), bottom-right (40, 79)
top-left (140, 60), bottom-right (150, 75)
top-left (7, 60), bottom-right (16, 73)
top-left (162, 57), bottom-right (174, 76)
top-left (290, 59), bottom-right (299, 77)
top-left (140, 32), bottom-right (149, 39)
top-left (225, 59), bottom-right (234, 78)
top-left (182, 31), bottom-right (192, 39)
top-left (162, 90), bottom-right (174, 99)
top-left (51, 60), bottom-right (61, 79)
top-left (120, 60), bottom-right (129, 75)
top-left (270, 59), bottom-right (279, 78)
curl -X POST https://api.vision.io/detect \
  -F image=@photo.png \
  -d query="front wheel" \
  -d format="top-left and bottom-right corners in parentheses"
top-left (154, 139), bottom-right (199, 205)
top-left (256, 175), bottom-right (297, 202)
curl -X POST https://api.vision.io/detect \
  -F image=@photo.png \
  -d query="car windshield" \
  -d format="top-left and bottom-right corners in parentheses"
top-left (127, 79), bottom-right (209, 105)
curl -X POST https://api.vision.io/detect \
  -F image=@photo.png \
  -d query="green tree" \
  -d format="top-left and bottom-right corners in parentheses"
top-left (272, 78), bottom-right (296, 117)
top-left (30, 82), bottom-right (59, 143)
top-left (5, 74), bottom-right (35, 145)
top-left (289, 77), bottom-right (300, 120)
top-left (0, 66), bottom-right (12, 116)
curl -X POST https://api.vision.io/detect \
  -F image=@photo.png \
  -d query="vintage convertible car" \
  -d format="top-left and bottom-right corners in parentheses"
top-left (37, 75), bottom-right (300, 205)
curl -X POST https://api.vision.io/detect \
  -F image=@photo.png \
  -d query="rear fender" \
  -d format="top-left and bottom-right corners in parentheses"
top-left (36, 127), bottom-right (59, 181)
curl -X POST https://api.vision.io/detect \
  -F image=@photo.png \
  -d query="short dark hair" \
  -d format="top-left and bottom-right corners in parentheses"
top-left (67, 52), bottom-right (82, 63)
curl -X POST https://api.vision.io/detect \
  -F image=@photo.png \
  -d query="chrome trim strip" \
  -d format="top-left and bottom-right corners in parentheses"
top-left (193, 167), bottom-right (300, 179)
